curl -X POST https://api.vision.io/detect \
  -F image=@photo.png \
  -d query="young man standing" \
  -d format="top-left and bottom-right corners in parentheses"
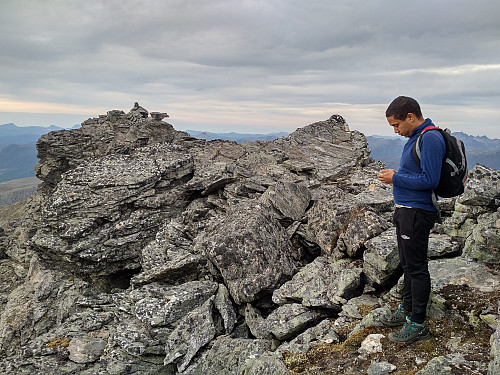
top-left (377, 96), bottom-right (445, 344)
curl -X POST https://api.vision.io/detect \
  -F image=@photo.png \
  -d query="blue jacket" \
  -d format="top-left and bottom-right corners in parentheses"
top-left (392, 118), bottom-right (446, 211)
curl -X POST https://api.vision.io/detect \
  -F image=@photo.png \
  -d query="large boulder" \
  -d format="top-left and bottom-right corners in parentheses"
top-left (259, 181), bottom-right (311, 223)
top-left (457, 164), bottom-right (500, 207)
top-left (429, 257), bottom-right (500, 294)
top-left (363, 228), bottom-right (400, 287)
top-left (163, 297), bottom-right (217, 372)
top-left (490, 303), bottom-right (500, 375)
top-left (196, 203), bottom-right (296, 304)
top-left (416, 353), bottom-right (485, 375)
top-left (245, 303), bottom-right (328, 341)
top-left (305, 195), bottom-right (389, 257)
top-left (30, 144), bottom-right (194, 276)
top-left (274, 115), bottom-right (371, 181)
top-left (130, 281), bottom-right (218, 327)
top-left (272, 257), bottom-right (363, 311)
top-left (131, 219), bottom-right (209, 286)
top-left (192, 336), bottom-right (274, 375)
top-left (462, 210), bottom-right (500, 268)
top-left (427, 257), bottom-right (500, 324)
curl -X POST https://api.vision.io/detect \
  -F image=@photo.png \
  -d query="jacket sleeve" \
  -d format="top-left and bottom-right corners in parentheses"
top-left (393, 131), bottom-right (446, 190)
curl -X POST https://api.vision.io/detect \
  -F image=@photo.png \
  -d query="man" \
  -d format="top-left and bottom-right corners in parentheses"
top-left (377, 96), bottom-right (445, 344)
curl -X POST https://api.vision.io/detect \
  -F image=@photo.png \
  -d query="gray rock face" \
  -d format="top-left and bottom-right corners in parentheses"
top-left (67, 336), bottom-right (107, 364)
top-left (490, 304), bottom-right (500, 375)
top-left (462, 210), bottom-right (500, 266)
top-left (272, 257), bottom-right (363, 310)
top-left (247, 302), bottom-right (328, 341)
top-left (428, 233), bottom-right (462, 258)
top-left (0, 105), bottom-right (499, 374)
top-left (31, 144), bottom-right (194, 275)
top-left (197, 203), bottom-right (297, 304)
top-left (130, 219), bottom-right (209, 286)
top-left (239, 351), bottom-right (289, 375)
top-left (195, 336), bottom-right (274, 375)
top-left (131, 280), bottom-right (218, 327)
top-left (274, 114), bottom-right (371, 181)
top-left (429, 258), bottom-right (500, 293)
top-left (163, 297), bottom-right (217, 372)
top-left (304, 183), bottom-right (390, 258)
top-left (259, 181), bottom-right (311, 223)
top-left (35, 110), bottom-right (182, 185)
top-left (334, 208), bottom-right (390, 258)
top-left (367, 360), bottom-right (396, 375)
top-left (363, 228), bottom-right (400, 287)
top-left (276, 318), bottom-right (339, 355)
top-left (457, 164), bottom-right (500, 206)
top-left (416, 353), bottom-right (484, 375)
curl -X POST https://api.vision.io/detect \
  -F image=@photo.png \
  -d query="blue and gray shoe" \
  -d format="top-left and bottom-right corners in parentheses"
top-left (388, 317), bottom-right (430, 344)
top-left (381, 304), bottom-right (409, 327)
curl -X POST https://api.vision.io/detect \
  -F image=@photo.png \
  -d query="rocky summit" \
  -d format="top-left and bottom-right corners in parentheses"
top-left (0, 104), bottom-right (499, 374)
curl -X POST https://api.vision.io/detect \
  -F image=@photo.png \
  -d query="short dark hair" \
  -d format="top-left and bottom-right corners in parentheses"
top-left (385, 96), bottom-right (422, 120)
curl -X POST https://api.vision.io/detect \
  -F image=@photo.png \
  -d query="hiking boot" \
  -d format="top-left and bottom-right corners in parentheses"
top-left (388, 317), bottom-right (430, 344)
top-left (381, 304), bottom-right (409, 327)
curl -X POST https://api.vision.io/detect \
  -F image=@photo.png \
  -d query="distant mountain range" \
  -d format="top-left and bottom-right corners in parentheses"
top-left (0, 123), bottom-right (499, 187)
top-left (0, 143), bottom-right (40, 182)
top-left (186, 129), bottom-right (290, 143)
top-left (0, 123), bottom-right (79, 183)
top-left (0, 123), bottom-right (67, 151)
top-left (366, 132), bottom-right (500, 170)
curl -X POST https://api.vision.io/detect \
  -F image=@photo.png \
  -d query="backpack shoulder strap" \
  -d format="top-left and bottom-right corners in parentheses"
top-left (412, 126), bottom-right (441, 165)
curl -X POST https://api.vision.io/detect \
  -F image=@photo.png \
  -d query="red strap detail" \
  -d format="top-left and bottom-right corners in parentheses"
top-left (421, 125), bottom-right (439, 133)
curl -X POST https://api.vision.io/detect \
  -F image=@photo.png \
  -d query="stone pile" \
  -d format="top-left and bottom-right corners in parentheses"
top-left (0, 104), bottom-right (498, 374)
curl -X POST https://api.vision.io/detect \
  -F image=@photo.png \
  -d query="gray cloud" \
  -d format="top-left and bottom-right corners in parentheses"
top-left (1, 0), bottom-right (499, 136)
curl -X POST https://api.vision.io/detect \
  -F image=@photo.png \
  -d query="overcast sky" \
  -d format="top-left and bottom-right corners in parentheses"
top-left (1, 0), bottom-right (499, 137)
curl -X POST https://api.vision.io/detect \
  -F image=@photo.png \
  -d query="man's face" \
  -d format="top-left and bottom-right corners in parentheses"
top-left (386, 115), bottom-right (416, 137)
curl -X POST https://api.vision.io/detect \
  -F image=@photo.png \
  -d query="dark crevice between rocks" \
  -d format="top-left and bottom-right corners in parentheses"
top-left (90, 267), bottom-right (141, 293)
top-left (365, 265), bottom-right (404, 293)
top-left (429, 249), bottom-right (463, 260)
top-left (252, 295), bottom-right (279, 317)
top-left (295, 235), bottom-right (322, 264)
top-left (277, 217), bottom-right (294, 228)
top-left (202, 178), bottom-right (237, 196)
top-left (154, 170), bottom-right (195, 193)
top-left (184, 188), bottom-right (206, 204)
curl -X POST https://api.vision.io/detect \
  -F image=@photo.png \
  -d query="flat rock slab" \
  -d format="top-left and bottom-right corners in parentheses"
top-left (429, 257), bottom-right (500, 293)
top-left (272, 257), bottom-right (363, 311)
top-left (199, 204), bottom-right (296, 304)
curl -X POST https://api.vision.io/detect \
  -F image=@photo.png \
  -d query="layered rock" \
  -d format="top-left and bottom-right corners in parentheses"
top-left (31, 144), bottom-right (194, 276)
top-left (0, 104), bottom-right (498, 374)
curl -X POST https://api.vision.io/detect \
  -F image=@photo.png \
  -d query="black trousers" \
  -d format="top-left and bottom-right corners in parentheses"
top-left (394, 207), bottom-right (437, 324)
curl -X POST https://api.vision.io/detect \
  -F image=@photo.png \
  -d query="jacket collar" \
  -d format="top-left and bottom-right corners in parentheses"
top-left (410, 118), bottom-right (433, 138)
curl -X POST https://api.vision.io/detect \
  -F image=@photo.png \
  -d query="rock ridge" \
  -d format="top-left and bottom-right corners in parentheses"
top-left (0, 104), bottom-right (498, 374)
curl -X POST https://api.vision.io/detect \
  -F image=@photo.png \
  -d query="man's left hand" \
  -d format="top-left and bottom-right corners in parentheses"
top-left (378, 169), bottom-right (396, 184)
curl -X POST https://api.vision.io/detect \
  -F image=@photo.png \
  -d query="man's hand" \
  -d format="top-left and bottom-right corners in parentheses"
top-left (378, 169), bottom-right (396, 184)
